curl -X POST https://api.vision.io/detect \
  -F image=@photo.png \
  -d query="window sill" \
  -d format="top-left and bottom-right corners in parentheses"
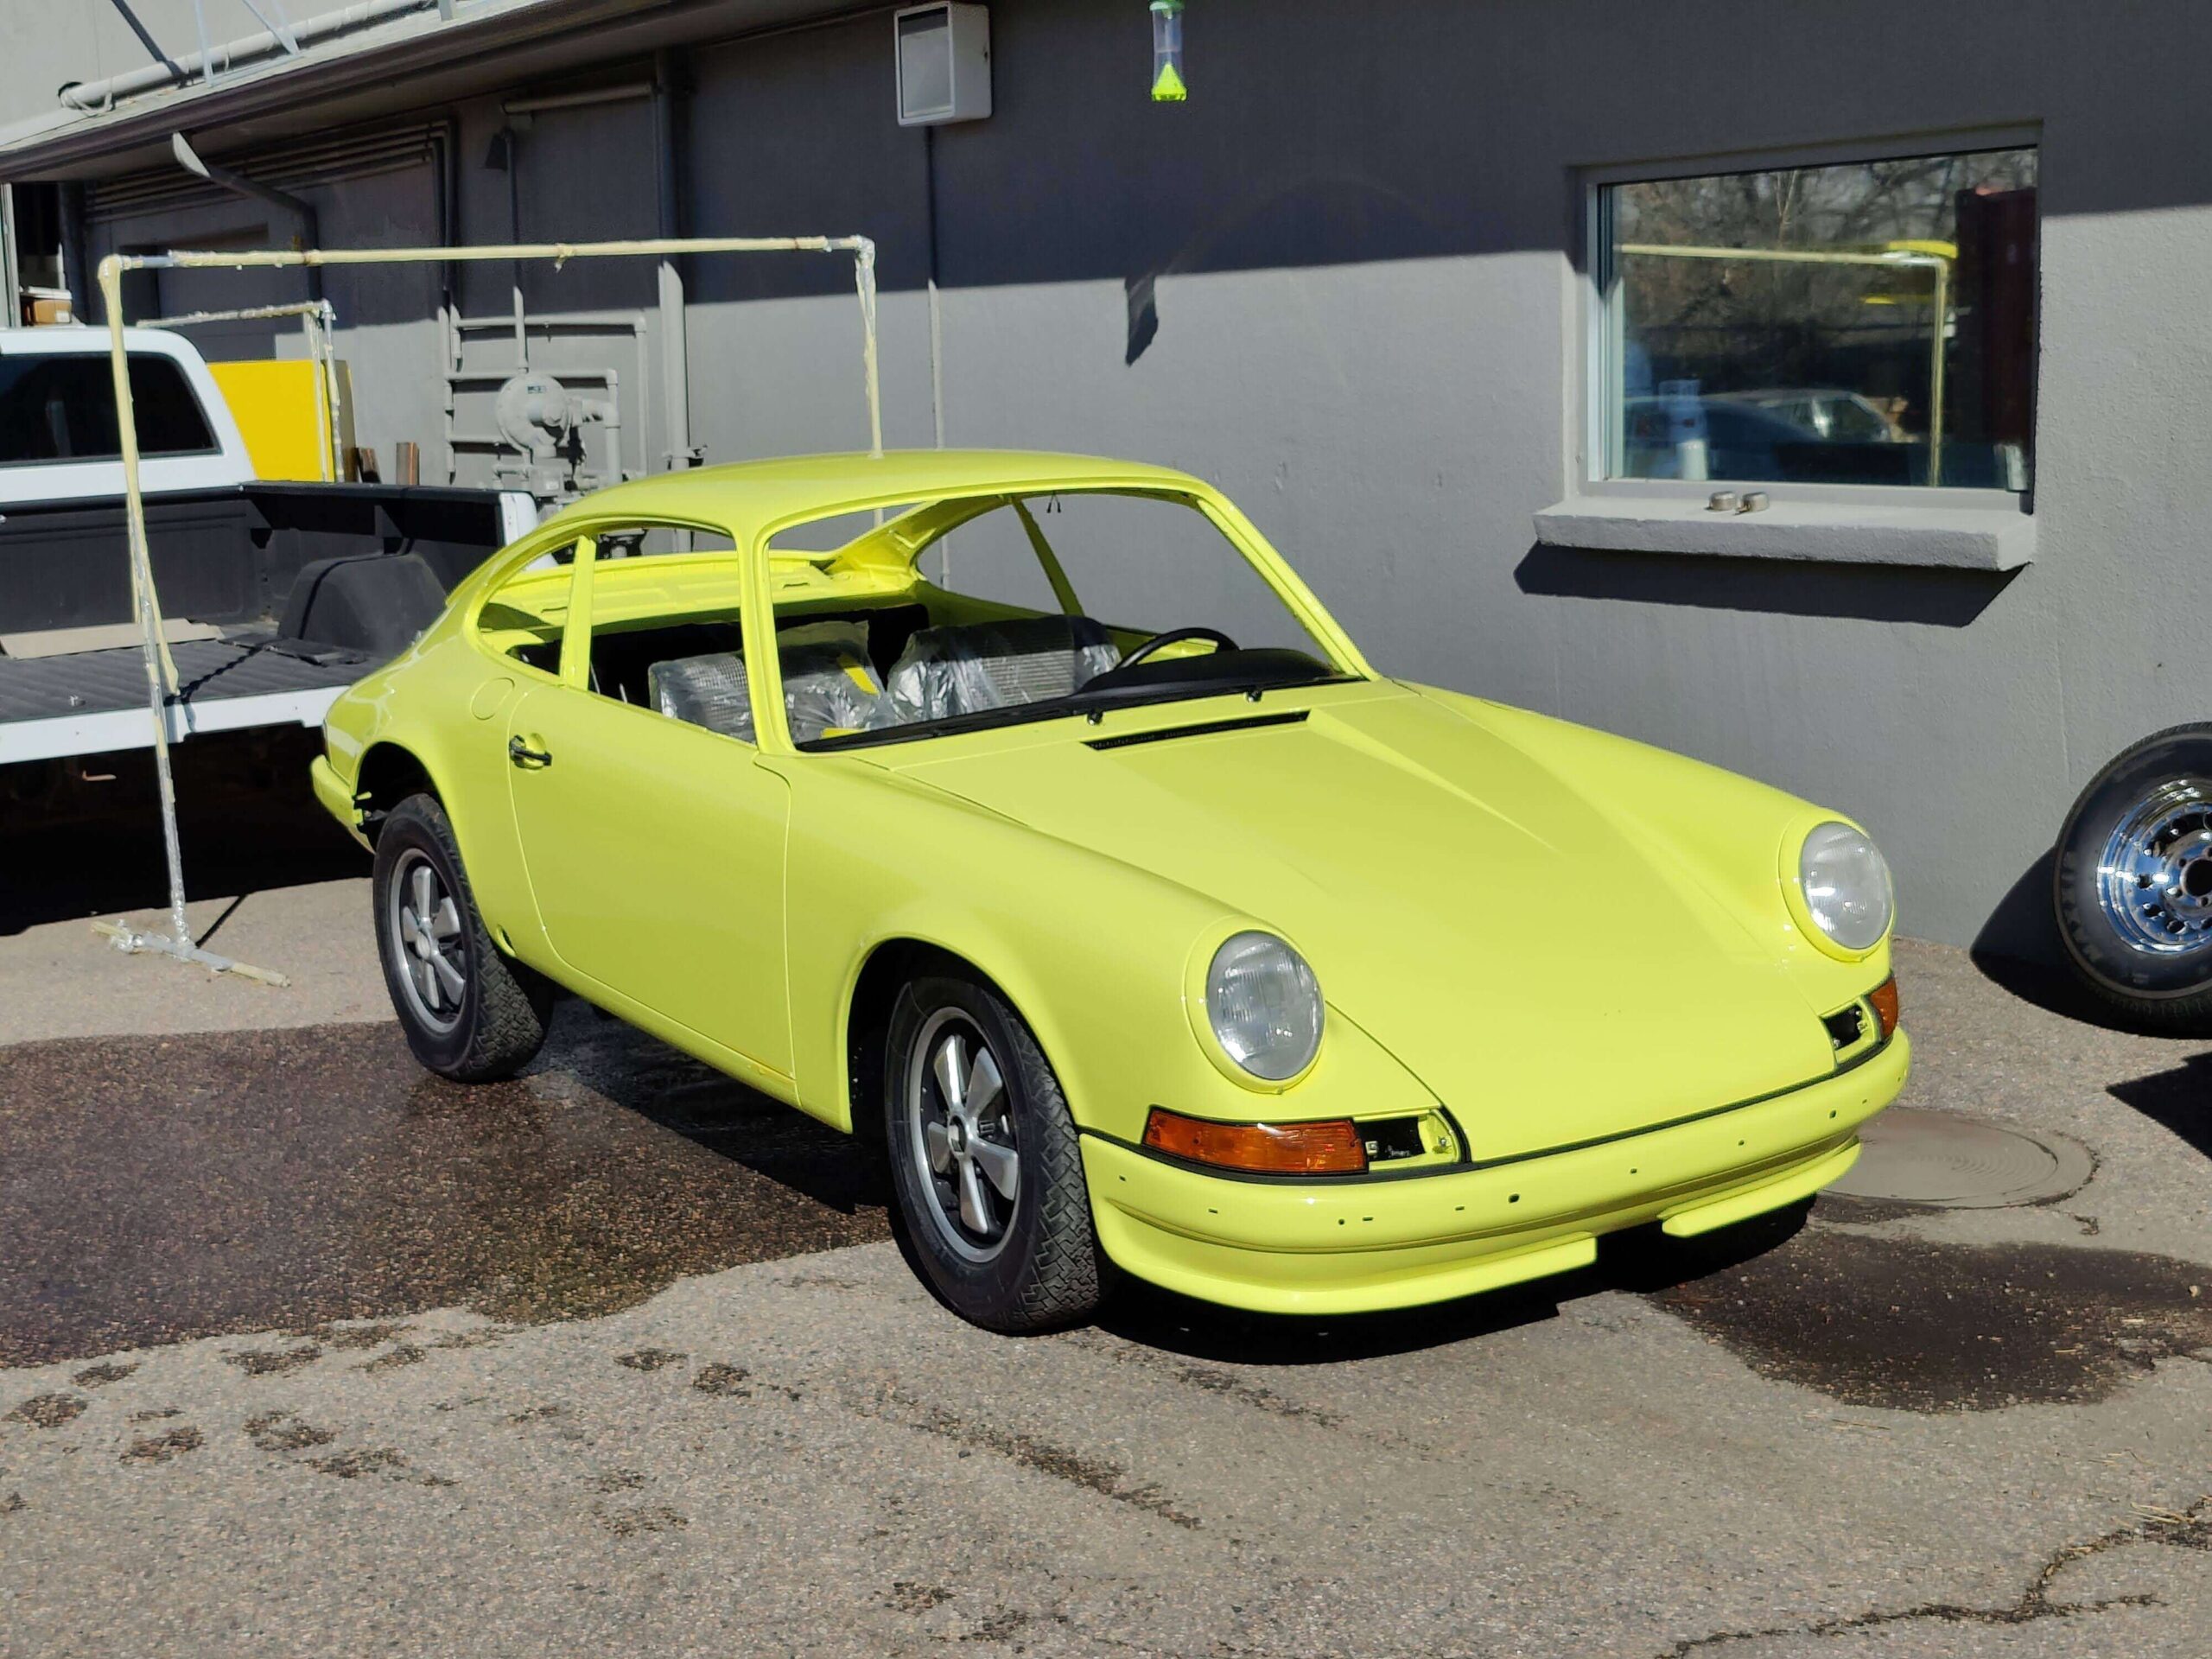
top-left (1532, 493), bottom-right (2035, 572)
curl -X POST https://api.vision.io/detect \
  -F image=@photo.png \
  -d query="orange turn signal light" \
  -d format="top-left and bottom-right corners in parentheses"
top-left (1869, 975), bottom-right (1900, 1041)
top-left (1142, 1108), bottom-right (1368, 1175)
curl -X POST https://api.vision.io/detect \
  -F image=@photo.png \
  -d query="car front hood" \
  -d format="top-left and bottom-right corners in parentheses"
top-left (888, 686), bottom-right (1841, 1161)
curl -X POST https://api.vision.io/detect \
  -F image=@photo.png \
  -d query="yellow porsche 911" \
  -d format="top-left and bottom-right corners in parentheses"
top-left (311, 451), bottom-right (1906, 1332)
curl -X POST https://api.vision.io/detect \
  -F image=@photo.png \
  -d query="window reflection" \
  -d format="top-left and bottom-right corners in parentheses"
top-left (1603, 147), bottom-right (2037, 491)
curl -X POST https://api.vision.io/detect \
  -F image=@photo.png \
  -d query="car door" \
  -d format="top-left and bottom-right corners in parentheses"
top-left (502, 524), bottom-right (794, 1082)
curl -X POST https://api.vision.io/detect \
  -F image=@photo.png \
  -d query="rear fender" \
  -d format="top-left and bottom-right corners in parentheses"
top-left (321, 642), bottom-right (547, 971)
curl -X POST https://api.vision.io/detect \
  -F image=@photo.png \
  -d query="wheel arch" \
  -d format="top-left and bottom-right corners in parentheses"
top-left (840, 934), bottom-right (1044, 1138)
top-left (355, 741), bottom-right (441, 838)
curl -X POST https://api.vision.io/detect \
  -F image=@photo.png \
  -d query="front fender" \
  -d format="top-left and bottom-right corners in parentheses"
top-left (1410, 684), bottom-right (1892, 1012)
top-left (784, 760), bottom-right (1437, 1141)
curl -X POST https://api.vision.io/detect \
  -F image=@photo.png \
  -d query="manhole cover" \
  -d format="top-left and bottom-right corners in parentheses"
top-left (1827, 1108), bottom-right (2093, 1208)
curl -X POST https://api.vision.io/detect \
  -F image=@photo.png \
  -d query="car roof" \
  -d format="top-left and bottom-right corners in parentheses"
top-left (537, 449), bottom-right (1211, 540)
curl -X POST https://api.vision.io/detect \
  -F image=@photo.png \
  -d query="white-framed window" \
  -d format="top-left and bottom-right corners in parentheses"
top-left (1588, 138), bottom-right (2038, 495)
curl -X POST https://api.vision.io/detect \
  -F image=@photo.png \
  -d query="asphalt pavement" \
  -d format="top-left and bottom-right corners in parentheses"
top-left (3, 813), bottom-right (2209, 1656)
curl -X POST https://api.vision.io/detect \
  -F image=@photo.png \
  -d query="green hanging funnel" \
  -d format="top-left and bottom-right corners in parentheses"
top-left (1150, 0), bottom-right (1187, 101)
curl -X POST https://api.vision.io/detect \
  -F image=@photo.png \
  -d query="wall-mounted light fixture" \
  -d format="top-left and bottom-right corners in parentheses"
top-left (1150, 0), bottom-right (1186, 101)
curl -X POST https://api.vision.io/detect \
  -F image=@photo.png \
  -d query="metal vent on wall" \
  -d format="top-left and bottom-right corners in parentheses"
top-left (87, 123), bottom-right (446, 225)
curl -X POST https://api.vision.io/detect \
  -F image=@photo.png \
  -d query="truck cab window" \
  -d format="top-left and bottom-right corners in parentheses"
top-left (0, 354), bottom-right (218, 466)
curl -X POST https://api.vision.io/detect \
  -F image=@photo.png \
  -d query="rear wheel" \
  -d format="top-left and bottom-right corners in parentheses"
top-left (2055, 724), bottom-right (2212, 1033)
top-left (883, 971), bottom-right (1103, 1332)
top-left (373, 792), bottom-right (553, 1080)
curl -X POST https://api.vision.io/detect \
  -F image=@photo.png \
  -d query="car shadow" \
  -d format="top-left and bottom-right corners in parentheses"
top-left (518, 998), bottom-right (1827, 1351)
top-left (384, 995), bottom-right (1845, 1354)
top-left (1092, 1201), bottom-right (1813, 1364)
top-left (527, 1001), bottom-right (889, 1217)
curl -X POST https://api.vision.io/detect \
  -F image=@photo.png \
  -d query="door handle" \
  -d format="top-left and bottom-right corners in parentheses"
top-left (508, 734), bottom-right (553, 769)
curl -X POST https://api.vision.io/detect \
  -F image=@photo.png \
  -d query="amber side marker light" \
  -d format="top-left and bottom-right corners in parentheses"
top-left (1142, 1108), bottom-right (1368, 1175)
top-left (1870, 976), bottom-right (1901, 1041)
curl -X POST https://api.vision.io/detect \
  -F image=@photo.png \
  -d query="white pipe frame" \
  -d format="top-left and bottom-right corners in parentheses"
top-left (95, 232), bottom-right (881, 982)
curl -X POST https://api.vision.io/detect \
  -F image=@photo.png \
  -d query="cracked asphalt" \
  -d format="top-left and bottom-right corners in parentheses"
top-left (3, 807), bottom-right (2210, 1656)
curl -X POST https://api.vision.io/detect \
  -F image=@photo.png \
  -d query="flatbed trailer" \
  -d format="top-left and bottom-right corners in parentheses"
top-left (0, 481), bottom-right (533, 772)
top-left (0, 636), bottom-right (373, 765)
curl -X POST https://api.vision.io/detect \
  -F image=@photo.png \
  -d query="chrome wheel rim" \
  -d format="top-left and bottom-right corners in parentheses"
top-left (905, 1009), bottom-right (1020, 1263)
top-left (2097, 777), bottom-right (2212, 957)
top-left (387, 849), bottom-right (467, 1033)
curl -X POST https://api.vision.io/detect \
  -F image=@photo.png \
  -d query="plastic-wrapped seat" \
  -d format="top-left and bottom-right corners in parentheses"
top-left (648, 621), bottom-right (896, 745)
top-left (884, 615), bottom-right (1121, 723)
top-left (779, 638), bottom-right (897, 742)
top-left (647, 651), bottom-right (755, 741)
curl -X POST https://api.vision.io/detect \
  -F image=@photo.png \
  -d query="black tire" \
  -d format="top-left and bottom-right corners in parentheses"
top-left (883, 971), bottom-right (1103, 1333)
top-left (372, 792), bottom-right (553, 1081)
top-left (2054, 722), bottom-right (2212, 1034)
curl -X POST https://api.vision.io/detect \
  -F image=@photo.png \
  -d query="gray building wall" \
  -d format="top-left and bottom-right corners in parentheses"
top-left (10, 1), bottom-right (2209, 960)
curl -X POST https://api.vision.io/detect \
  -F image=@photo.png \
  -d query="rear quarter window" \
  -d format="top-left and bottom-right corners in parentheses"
top-left (0, 353), bottom-right (219, 467)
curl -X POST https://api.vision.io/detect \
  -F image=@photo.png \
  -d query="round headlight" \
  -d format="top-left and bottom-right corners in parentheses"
top-left (1205, 931), bottom-right (1324, 1082)
top-left (1798, 821), bottom-right (1894, 952)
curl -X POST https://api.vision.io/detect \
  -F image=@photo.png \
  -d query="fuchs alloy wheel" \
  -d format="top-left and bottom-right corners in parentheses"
top-left (2055, 724), bottom-right (2212, 1033)
top-left (388, 848), bottom-right (466, 1037)
top-left (907, 1007), bottom-right (1023, 1262)
top-left (884, 972), bottom-right (1103, 1332)
top-left (372, 792), bottom-right (554, 1081)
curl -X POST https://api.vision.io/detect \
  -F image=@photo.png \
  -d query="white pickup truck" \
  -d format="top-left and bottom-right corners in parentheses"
top-left (0, 326), bottom-right (532, 780)
top-left (0, 326), bottom-right (257, 506)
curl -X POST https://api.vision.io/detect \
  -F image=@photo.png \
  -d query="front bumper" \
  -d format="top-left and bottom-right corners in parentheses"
top-left (1082, 1031), bottom-right (1910, 1315)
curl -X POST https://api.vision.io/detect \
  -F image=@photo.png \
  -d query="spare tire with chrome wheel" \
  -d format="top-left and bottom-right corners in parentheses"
top-left (372, 791), bottom-right (555, 1081)
top-left (2055, 723), bottom-right (2212, 1033)
top-left (884, 970), bottom-right (1104, 1332)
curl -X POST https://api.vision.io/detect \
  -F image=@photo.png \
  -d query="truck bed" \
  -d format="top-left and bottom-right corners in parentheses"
top-left (0, 635), bottom-right (372, 765)
top-left (0, 480), bottom-right (529, 774)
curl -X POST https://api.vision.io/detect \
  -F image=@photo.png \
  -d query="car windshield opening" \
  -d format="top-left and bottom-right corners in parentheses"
top-left (772, 488), bottom-right (1351, 750)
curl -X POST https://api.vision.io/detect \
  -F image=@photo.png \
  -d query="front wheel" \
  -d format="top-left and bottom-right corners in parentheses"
top-left (2054, 723), bottom-right (2212, 1033)
top-left (372, 792), bottom-right (554, 1080)
top-left (884, 972), bottom-right (1104, 1332)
